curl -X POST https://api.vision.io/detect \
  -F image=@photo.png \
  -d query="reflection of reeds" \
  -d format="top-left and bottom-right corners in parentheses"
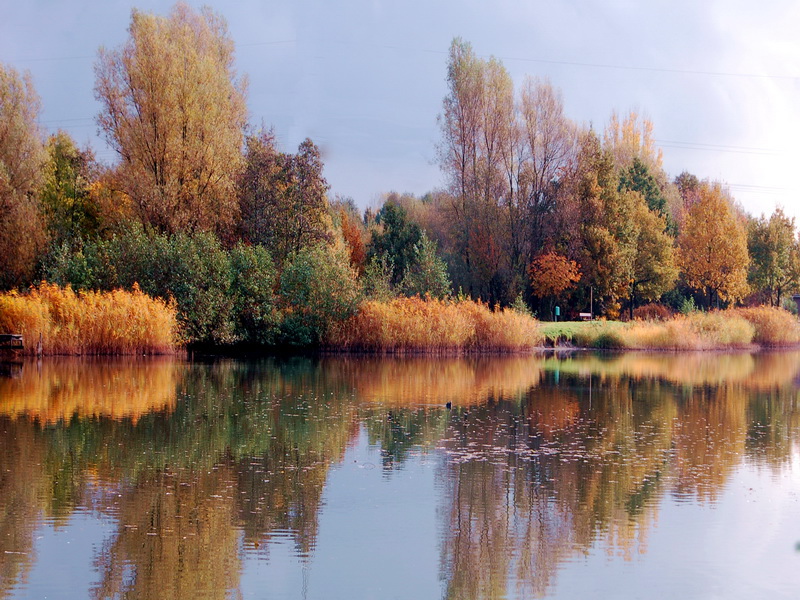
top-left (335, 356), bottom-right (544, 406)
top-left (0, 358), bottom-right (179, 423)
top-left (564, 307), bottom-right (800, 350)
top-left (327, 297), bottom-right (542, 353)
top-left (0, 283), bottom-right (179, 355)
top-left (547, 351), bottom-right (800, 390)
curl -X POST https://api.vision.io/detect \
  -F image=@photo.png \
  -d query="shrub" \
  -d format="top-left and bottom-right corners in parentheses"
top-left (278, 242), bottom-right (362, 346)
top-left (632, 303), bottom-right (673, 321)
top-left (229, 243), bottom-right (279, 345)
top-left (42, 226), bottom-right (235, 345)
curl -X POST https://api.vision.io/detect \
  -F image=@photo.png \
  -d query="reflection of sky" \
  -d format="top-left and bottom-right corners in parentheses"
top-left (9, 512), bottom-right (116, 599)
top-left (553, 456), bottom-right (800, 600)
top-left (240, 426), bottom-right (442, 599)
top-left (237, 442), bottom-right (800, 599)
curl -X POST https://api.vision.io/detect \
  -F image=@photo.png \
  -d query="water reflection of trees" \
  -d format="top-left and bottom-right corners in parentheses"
top-left (0, 358), bottom-right (359, 598)
top-left (437, 361), bottom-right (800, 599)
top-left (0, 353), bottom-right (798, 598)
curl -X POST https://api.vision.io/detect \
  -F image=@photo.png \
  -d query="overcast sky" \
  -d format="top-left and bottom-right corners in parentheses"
top-left (3, 0), bottom-right (800, 219)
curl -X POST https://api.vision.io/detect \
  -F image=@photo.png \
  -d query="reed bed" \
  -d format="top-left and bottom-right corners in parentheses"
top-left (730, 306), bottom-right (800, 346)
top-left (0, 283), bottom-right (180, 355)
top-left (540, 306), bottom-right (800, 350)
top-left (326, 296), bottom-right (543, 353)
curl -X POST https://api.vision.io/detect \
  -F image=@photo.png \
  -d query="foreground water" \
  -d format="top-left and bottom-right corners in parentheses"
top-left (0, 352), bottom-right (798, 599)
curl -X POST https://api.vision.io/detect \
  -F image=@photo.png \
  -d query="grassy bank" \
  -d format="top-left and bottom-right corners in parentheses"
top-left (327, 296), bottom-right (542, 353)
top-left (540, 306), bottom-right (800, 350)
top-left (0, 283), bottom-right (179, 355)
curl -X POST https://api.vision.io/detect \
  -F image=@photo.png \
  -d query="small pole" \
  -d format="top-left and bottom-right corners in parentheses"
top-left (590, 286), bottom-right (594, 320)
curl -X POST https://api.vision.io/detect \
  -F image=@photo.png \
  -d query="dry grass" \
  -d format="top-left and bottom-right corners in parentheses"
top-left (625, 311), bottom-right (755, 350)
top-left (0, 283), bottom-right (180, 355)
top-left (730, 306), bottom-right (800, 346)
top-left (326, 296), bottom-right (542, 353)
top-left (541, 306), bottom-right (800, 351)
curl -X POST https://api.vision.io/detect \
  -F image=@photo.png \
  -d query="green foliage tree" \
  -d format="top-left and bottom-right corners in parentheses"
top-left (0, 63), bottom-right (47, 290)
top-left (627, 193), bottom-right (678, 318)
top-left (400, 232), bottom-right (452, 299)
top-left (40, 131), bottom-right (100, 245)
top-left (229, 243), bottom-right (279, 344)
top-left (748, 208), bottom-right (800, 307)
top-left (619, 157), bottom-right (666, 216)
top-left (94, 3), bottom-right (247, 236)
top-left (361, 256), bottom-right (395, 301)
top-left (367, 199), bottom-right (422, 285)
top-left (678, 183), bottom-right (749, 308)
top-left (278, 242), bottom-right (362, 346)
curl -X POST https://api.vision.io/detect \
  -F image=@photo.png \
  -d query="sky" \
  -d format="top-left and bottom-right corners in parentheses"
top-left (3, 0), bottom-right (800, 219)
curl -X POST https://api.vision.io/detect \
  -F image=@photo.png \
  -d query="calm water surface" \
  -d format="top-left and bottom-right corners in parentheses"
top-left (0, 352), bottom-right (798, 599)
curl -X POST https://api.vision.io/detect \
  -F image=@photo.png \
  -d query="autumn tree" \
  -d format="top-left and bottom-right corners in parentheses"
top-left (567, 131), bottom-right (637, 317)
top-left (237, 132), bottom-right (331, 266)
top-left (438, 38), bottom-right (482, 290)
top-left (94, 3), bottom-right (247, 236)
top-left (603, 110), bottom-right (663, 173)
top-left (748, 208), bottom-right (800, 307)
top-left (518, 77), bottom-right (577, 259)
top-left (529, 251), bottom-right (581, 301)
top-left (678, 183), bottom-right (749, 308)
top-left (331, 196), bottom-right (367, 273)
top-left (0, 63), bottom-right (47, 290)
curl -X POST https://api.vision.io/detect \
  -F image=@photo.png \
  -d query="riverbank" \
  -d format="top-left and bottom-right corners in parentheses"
top-left (3, 284), bottom-right (799, 356)
top-left (539, 306), bottom-right (800, 351)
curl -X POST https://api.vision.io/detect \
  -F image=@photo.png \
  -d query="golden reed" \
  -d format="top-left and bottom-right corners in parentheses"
top-left (0, 283), bottom-right (179, 355)
top-left (326, 296), bottom-right (542, 353)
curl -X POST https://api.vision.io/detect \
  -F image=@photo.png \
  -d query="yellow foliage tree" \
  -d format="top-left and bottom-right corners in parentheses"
top-left (95, 2), bottom-right (247, 236)
top-left (678, 183), bottom-right (749, 307)
top-left (0, 63), bottom-right (47, 289)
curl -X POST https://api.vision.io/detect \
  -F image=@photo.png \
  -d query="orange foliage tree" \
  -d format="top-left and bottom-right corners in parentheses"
top-left (529, 252), bottom-right (581, 299)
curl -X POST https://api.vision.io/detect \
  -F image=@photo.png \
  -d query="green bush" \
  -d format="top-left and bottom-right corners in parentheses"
top-left (229, 243), bottom-right (279, 344)
top-left (42, 225), bottom-right (235, 345)
top-left (278, 242), bottom-right (362, 346)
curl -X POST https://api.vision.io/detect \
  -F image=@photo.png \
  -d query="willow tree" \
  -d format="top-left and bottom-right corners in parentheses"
top-left (0, 63), bottom-right (47, 289)
top-left (95, 3), bottom-right (247, 236)
top-left (678, 183), bottom-right (749, 308)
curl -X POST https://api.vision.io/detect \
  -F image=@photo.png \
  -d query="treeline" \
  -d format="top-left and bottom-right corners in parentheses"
top-left (1, 6), bottom-right (797, 349)
top-left (423, 38), bottom-right (799, 318)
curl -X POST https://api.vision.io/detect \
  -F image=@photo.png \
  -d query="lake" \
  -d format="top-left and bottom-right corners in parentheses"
top-left (0, 352), bottom-right (798, 599)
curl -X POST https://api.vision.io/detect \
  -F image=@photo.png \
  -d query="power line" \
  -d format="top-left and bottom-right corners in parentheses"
top-left (657, 139), bottom-right (782, 156)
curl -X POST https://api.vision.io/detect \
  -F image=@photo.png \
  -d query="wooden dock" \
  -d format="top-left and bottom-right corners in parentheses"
top-left (0, 334), bottom-right (24, 353)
